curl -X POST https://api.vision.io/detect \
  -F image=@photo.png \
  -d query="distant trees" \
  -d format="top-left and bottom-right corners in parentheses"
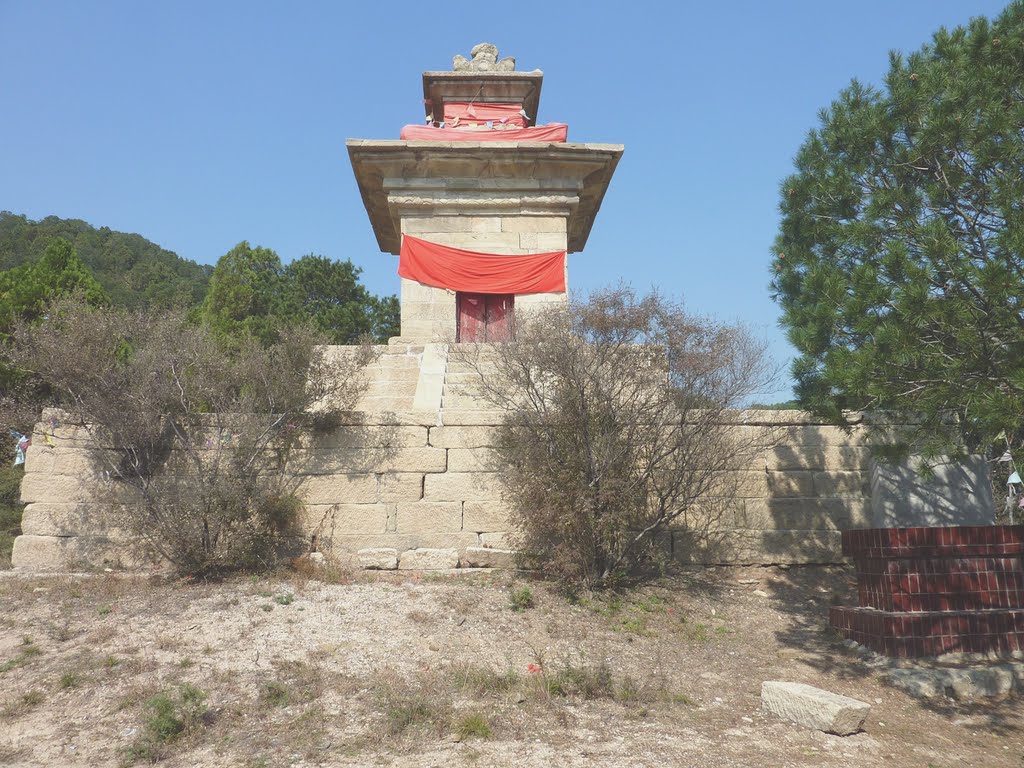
top-left (0, 212), bottom-right (209, 310)
top-left (201, 242), bottom-right (400, 345)
top-left (0, 238), bottom-right (107, 334)
top-left (771, 3), bottom-right (1024, 458)
top-left (0, 215), bottom-right (401, 345)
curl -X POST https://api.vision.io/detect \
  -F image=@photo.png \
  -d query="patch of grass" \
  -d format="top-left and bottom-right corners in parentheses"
top-left (508, 585), bottom-right (534, 612)
top-left (450, 662), bottom-right (521, 696)
top-left (273, 592), bottom-right (294, 606)
top-left (376, 675), bottom-right (452, 738)
top-left (1, 637), bottom-right (42, 674)
top-left (259, 680), bottom-right (290, 708)
top-left (1, 689), bottom-right (45, 719)
top-left (179, 657), bottom-right (194, 669)
top-left (97, 604), bottom-right (112, 616)
top-left (455, 712), bottom-right (491, 740)
top-left (260, 604), bottom-right (273, 613)
top-left (125, 684), bottom-right (209, 763)
top-left (103, 655), bottom-right (121, 669)
top-left (59, 671), bottom-right (84, 689)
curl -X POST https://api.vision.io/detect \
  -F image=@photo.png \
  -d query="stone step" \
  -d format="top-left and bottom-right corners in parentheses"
top-left (356, 395), bottom-right (417, 412)
top-left (442, 393), bottom-right (493, 410)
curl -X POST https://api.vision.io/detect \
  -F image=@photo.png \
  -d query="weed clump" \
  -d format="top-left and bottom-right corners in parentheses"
top-left (125, 683), bottom-right (209, 763)
top-left (508, 585), bottom-right (534, 612)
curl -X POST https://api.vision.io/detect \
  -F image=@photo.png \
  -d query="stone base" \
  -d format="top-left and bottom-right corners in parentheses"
top-left (831, 525), bottom-right (1024, 657)
top-left (831, 606), bottom-right (1024, 657)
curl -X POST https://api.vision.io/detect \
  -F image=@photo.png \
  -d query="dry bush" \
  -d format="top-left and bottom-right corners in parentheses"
top-left (6, 297), bottom-right (374, 575)
top-left (460, 287), bottom-right (776, 588)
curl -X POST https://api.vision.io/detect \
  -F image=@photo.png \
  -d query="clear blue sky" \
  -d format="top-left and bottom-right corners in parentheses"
top-left (0, 0), bottom-right (1012, 400)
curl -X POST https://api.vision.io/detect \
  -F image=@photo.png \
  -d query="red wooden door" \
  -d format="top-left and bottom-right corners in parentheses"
top-left (457, 293), bottom-right (515, 341)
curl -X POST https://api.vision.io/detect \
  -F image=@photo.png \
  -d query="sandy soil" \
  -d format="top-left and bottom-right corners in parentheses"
top-left (0, 564), bottom-right (1021, 767)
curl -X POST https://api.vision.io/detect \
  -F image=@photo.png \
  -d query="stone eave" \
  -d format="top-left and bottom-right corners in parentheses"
top-left (347, 140), bottom-right (624, 255)
top-left (421, 70), bottom-right (544, 126)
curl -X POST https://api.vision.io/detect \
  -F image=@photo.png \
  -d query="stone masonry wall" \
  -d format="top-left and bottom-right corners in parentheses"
top-left (11, 401), bottom-right (876, 572)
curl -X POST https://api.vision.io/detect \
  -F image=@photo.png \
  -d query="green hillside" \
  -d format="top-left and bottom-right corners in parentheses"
top-left (0, 212), bottom-right (211, 309)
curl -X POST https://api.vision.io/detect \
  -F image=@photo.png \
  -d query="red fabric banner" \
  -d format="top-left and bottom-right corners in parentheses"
top-left (442, 102), bottom-right (526, 127)
top-left (399, 123), bottom-right (568, 142)
top-left (398, 235), bottom-right (566, 294)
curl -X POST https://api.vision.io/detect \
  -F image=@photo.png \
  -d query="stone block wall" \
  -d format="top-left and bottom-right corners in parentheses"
top-left (10, 401), bottom-right (884, 571)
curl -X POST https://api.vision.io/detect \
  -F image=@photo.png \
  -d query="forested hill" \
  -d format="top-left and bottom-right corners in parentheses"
top-left (0, 212), bottom-right (211, 309)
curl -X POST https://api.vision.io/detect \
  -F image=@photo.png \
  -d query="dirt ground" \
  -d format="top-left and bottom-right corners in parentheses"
top-left (0, 564), bottom-right (1021, 768)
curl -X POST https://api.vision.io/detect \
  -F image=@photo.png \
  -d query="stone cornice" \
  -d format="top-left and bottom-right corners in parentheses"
top-left (347, 140), bottom-right (623, 254)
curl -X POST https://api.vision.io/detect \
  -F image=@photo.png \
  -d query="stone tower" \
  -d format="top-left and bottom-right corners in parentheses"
top-left (348, 44), bottom-right (623, 345)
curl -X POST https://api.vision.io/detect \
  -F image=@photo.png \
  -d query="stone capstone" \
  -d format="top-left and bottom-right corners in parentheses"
top-left (760, 681), bottom-right (869, 735)
top-left (398, 547), bottom-right (460, 570)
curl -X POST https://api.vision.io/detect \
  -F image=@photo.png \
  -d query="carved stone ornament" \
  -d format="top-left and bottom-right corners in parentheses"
top-left (453, 43), bottom-right (515, 72)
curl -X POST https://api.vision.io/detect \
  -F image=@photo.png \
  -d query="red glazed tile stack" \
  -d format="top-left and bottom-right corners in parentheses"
top-left (829, 526), bottom-right (1024, 657)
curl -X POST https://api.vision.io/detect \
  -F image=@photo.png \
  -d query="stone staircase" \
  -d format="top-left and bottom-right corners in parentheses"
top-left (441, 344), bottom-right (499, 412)
top-left (352, 344), bottom-right (423, 412)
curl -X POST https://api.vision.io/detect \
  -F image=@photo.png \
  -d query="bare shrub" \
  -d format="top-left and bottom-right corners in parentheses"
top-left (459, 287), bottom-right (776, 588)
top-left (6, 297), bottom-right (374, 575)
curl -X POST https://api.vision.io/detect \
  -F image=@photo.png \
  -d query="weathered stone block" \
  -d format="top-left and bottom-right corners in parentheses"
top-left (295, 474), bottom-right (379, 505)
top-left (518, 232), bottom-right (567, 250)
top-left (307, 426), bottom-right (429, 450)
top-left (395, 501), bottom-right (462, 533)
top-left (398, 548), bottom-right (460, 570)
top-left (378, 473), bottom-right (424, 502)
top-left (767, 445), bottom-right (872, 472)
top-left (19, 503), bottom-right (124, 537)
top-left (766, 471), bottom-right (815, 498)
top-left (402, 216), bottom-right (503, 234)
top-left (463, 501), bottom-right (511, 532)
top-left (423, 472), bottom-right (503, 502)
top-left (357, 547), bottom-right (399, 570)
top-left (500, 216), bottom-right (567, 234)
top-left (813, 470), bottom-right (868, 497)
top-left (761, 681), bottom-right (869, 735)
top-left (428, 426), bottom-right (501, 449)
top-left (870, 455), bottom-right (995, 527)
top-left (299, 503), bottom-right (390, 535)
top-left (290, 448), bottom-right (447, 475)
top-left (20, 472), bottom-right (98, 504)
top-left (446, 448), bottom-right (497, 473)
top-left (11, 534), bottom-right (140, 571)
top-left (744, 498), bottom-right (866, 531)
top-left (756, 529), bottom-right (844, 563)
top-left (480, 532), bottom-right (512, 548)
top-left (462, 546), bottom-right (517, 568)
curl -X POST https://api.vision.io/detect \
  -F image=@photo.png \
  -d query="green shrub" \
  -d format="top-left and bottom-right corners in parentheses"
top-left (126, 684), bottom-right (208, 762)
top-left (508, 585), bottom-right (534, 612)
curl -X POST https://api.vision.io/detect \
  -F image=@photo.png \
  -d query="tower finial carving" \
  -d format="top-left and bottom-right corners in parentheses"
top-left (453, 43), bottom-right (515, 72)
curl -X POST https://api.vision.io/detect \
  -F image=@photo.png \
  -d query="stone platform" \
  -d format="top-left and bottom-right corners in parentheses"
top-left (830, 526), bottom-right (1024, 657)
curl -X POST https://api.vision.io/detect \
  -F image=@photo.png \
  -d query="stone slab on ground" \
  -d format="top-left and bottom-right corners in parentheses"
top-left (761, 681), bottom-right (869, 735)
top-left (462, 546), bottom-right (517, 568)
top-left (357, 548), bottom-right (399, 570)
top-left (398, 547), bottom-right (459, 570)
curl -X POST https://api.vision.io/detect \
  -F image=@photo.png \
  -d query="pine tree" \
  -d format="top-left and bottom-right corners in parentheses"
top-left (772, 2), bottom-right (1024, 457)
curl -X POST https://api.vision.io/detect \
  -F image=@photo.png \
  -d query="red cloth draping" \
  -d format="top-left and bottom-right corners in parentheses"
top-left (398, 235), bottom-right (566, 294)
top-left (442, 102), bottom-right (526, 127)
top-left (399, 123), bottom-right (568, 142)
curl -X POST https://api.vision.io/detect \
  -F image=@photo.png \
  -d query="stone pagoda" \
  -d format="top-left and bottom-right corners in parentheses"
top-left (348, 43), bottom-right (622, 349)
